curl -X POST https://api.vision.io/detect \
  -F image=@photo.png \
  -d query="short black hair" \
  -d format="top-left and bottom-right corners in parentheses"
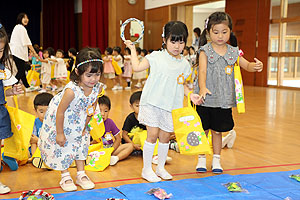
top-left (33, 93), bottom-right (54, 110)
top-left (124, 47), bottom-right (131, 55)
top-left (98, 95), bottom-right (111, 110)
top-left (105, 47), bottom-right (113, 55)
top-left (68, 48), bottom-right (77, 56)
top-left (113, 46), bottom-right (121, 54)
top-left (193, 27), bottom-right (201, 37)
top-left (130, 91), bottom-right (142, 105)
top-left (136, 47), bottom-right (141, 55)
top-left (141, 49), bottom-right (148, 55)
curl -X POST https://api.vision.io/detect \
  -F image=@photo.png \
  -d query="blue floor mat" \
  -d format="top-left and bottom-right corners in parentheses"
top-left (4, 169), bottom-right (300, 200)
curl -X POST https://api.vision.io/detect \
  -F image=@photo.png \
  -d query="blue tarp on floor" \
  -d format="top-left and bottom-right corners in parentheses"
top-left (4, 169), bottom-right (300, 200)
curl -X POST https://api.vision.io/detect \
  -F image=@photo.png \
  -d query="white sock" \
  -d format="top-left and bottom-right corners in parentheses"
top-left (77, 170), bottom-right (85, 176)
top-left (110, 156), bottom-right (119, 166)
top-left (157, 142), bottom-right (169, 170)
top-left (212, 154), bottom-right (222, 169)
top-left (196, 155), bottom-right (206, 169)
top-left (143, 141), bottom-right (156, 171)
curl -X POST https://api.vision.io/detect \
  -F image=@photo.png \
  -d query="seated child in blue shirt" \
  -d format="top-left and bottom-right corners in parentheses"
top-left (30, 92), bottom-right (53, 156)
top-left (97, 95), bottom-right (133, 166)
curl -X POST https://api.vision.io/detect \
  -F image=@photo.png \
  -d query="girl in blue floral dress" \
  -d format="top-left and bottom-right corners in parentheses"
top-left (38, 47), bottom-right (104, 192)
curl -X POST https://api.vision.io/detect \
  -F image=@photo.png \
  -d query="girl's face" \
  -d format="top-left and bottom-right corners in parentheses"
top-left (0, 41), bottom-right (5, 59)
top-left (209, 23), bottom-right (230, 46)
top-left (78, 66), bottom-right (101, 88)
top-left (43, 51), bottom-right (49, 58)
top-left (22, 15), bottom-right (29, 26)
top-left (165, 37), bottom-right (185, 58)
top-left (112, 50), bottom-right (118, 56)
top-left (56, 51), bottom-right (63, 58)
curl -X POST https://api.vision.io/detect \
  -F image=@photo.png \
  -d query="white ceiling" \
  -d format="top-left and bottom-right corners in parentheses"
top-left (193, 1), bottom-right (225, 13)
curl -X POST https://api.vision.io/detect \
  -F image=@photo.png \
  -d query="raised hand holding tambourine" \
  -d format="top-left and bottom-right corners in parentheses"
top-left (120, 18), bottom-right (144, 44)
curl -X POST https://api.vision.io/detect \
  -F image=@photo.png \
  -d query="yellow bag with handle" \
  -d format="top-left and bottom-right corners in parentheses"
top-left (234, 56), bottom-right (245, 113)
top-left (112, 58), bottom-right (122, 75)
top-left (172, 92), bottom-right (211, 155)
top-left (85, 143), bottom-right (114, 172)
top-left (4, 96), bottom-right (35, 161)
top-left (129, 128), bottom-right (158, 155)
top-left (26, 65), bottom-right (40, 87)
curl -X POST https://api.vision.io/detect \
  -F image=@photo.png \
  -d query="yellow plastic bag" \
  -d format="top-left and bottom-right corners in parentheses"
top-left (88, 110), bottom-right (105, 143)
top-left (131, 128), bottom-right (158, 155)
top-left (85, 143), bottom-right (114, 172)
top-left (234, 57), bottom-right (245, 113)
top-left (4, 96), bottom-right (35, 161)
top-left (172, 92), bottom-right (211, 155)
top-left (26, 65), bottom-right (40, 86)
top-left (112, 58), bottom-right (122, 75)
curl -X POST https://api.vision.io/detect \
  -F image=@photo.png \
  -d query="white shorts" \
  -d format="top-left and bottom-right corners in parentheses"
top-left (41, 73), bottom-right (51, 84)
top-left (138, 104), bottom-right (174, 133)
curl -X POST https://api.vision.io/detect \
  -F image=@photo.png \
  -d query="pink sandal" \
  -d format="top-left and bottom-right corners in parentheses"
top-left (59, 172), bottom-right (77, 192)
top-left (76, 172), bottom-right (95, 190)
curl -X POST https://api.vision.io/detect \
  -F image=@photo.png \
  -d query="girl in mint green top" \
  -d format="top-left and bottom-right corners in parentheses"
top-left (125, 21), bottom-right (202, 183)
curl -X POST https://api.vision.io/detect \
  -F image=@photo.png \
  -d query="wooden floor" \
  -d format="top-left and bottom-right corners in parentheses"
top-left (1, 84), bottom-right (300, 199)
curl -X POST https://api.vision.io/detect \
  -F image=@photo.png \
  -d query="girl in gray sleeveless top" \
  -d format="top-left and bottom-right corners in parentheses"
top-left (194, 12), bottom-right (263, 174)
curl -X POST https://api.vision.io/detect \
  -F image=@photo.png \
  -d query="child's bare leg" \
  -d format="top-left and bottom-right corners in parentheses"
top-left (211, 130), bottom-right (223, 173)
top-left (112, 143), bottom-right (133, 161)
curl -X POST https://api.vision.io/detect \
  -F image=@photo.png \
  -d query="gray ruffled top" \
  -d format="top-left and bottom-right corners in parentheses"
top-left (194, 43), bottom-right (239, 108)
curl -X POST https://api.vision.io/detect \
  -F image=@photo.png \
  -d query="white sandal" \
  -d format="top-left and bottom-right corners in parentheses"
top-left (59, 173), bottom-right (77, 192)
top-left (0, 182), bottom-right (10, 194)
top-left (76, 172), bottom-right (95, 190)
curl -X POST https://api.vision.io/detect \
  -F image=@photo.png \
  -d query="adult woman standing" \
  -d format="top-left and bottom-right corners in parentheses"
top-left (10, 13), bottom-right (39, 92)
top-left (192, 27), bottom-right (201, 51)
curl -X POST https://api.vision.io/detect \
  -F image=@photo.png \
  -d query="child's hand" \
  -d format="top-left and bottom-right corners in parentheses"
top-left (199, 88), bottom-right (211, 104)
top-left (13, 84), bottom-right (24, 95)
top-left (133, 144), bottom-right (141, 150)
top-left (124, 40), bottom-right (136, 51)
top-left (254, 58), bottom-right (263, 72)
top-left (30, 135), bottom-right (39, 144)
top-left (190, 93), bottom-right (202, 105)
top-left (56, 133), bottom-right (66, 147)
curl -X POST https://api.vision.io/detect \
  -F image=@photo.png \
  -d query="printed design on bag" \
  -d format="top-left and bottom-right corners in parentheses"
top-left (235, 79), bottom-right (244, 103)
top-left (88, 151), bottom-right (105, 167)
top-left (180, 131), bottom-right (206, 151)
top-left (194, 122), bottom-right (201, 127)
top-left (17, 124), bottom-right (21, 131)
top-left (183, 121), bottom-right (190, 126)
top-left (179, 115), bottom-right (194, 122)
top-left (225, 65), bottom-right (233, 75)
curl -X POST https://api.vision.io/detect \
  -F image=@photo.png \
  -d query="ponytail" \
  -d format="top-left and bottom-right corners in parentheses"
top-left (199, 29), bottom-right (208, 46)
top-left (229, 32), bottom-right (238, 47)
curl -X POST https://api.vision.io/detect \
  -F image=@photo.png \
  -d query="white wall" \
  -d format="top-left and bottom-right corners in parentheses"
top-left (145, 0), bottom-right (190, 10)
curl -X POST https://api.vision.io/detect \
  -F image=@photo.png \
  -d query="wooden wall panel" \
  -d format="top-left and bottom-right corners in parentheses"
top-left (109, 0), bottom-right (145, 50)
top-left (226, 0), bottom-right (270, 86)
top-left (145, 6), bottom-right (170, 50)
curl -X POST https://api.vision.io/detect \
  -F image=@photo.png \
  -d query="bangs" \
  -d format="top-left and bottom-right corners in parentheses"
top-left (166, 23), bottom-right (187, 43)
top-left (84, 62), bottom-right (102, 73)
top-left (170, 34), bottom-right (185, 42)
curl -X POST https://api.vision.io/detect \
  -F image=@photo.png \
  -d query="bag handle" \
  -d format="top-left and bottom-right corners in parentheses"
top-left (13, 95), bottom-right (19, 109)
top-left (187, 91), bottom-right (196, 109)
top-left (235, 56), bottom-right (240, 67)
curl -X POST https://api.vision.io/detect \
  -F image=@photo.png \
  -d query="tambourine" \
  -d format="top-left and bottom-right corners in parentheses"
top-left (19, 189), bottom-right (55, 200)
top-left (120, 18), bottom-right (144, 44)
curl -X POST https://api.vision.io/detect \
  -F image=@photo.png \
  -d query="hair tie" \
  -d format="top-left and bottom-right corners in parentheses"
top-left (76, 59), bottom-right (103, 68)
top-left (205, 18), bottom-right (209, 29)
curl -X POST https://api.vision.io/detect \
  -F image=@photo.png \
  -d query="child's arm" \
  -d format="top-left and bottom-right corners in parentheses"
top-left (198, 51), bottom-right (212, 100)
top-left (56, 88), bottom-right (75, 147)
top-left (183, 83), bottom-right (202, 105)
top-left (112, 134), bottom-right (121, 153)
top-left (124, 40), bottom-right (150, 72)
top-left (239, 57), bottom-right (263, 72)
top-left (4, 84), bottom-right (23, 96)
top-left (114, 56), bottom-right (121, 62)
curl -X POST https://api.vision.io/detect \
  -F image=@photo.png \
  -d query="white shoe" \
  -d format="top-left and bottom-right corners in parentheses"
top-left (112, 85), bottom-right (118, 91)
top-left (38, 89), bottom-right (47, 93)
top-left (117, 85), bottom-right (123, 90)
top-left (152, 155), bottom-right (172, 165)
top-left (156, 168), bottom-right (173, 180)
top-left (25, 86), bottom-right (37, 93)
top-left (124, 86), bottom-right (131, 90)
top-left (196, 155), bottom-right (207, 173)
top-left (110, 156), bottom-right (119, 166)
top-left (142, 168), bottom-right (161, 182)
top-left (212, 155), bottom-right (223, 174)
top-left (227, 130), bottom-right (236, 148)
top-left (0, 183), bottom-right (10, 194)
top-left (135, 82), bottom-right (142, 88)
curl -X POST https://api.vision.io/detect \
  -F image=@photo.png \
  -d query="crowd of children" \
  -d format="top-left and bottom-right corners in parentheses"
top-left (0, 11), bottom-right (264, 194)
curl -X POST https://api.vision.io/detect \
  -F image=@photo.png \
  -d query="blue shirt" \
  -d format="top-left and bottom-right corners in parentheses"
top-left (141, 50), bottom-right (191, 112)
top-left (33, 118), bottom-right (43, 137)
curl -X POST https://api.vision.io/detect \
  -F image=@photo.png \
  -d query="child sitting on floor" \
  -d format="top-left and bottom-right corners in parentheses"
top-left (30, 92), bottom-right (53, 157)
top-left (122, 91), bottom-right (172, 164)
top-left (95, 95), bottom-right (133, 165)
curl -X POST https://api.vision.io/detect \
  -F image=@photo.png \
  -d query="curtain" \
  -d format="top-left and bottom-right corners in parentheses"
top-left (43, 0), bottom-right (75, 52)
top-left (82, 0), bottom-right (108, 53)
